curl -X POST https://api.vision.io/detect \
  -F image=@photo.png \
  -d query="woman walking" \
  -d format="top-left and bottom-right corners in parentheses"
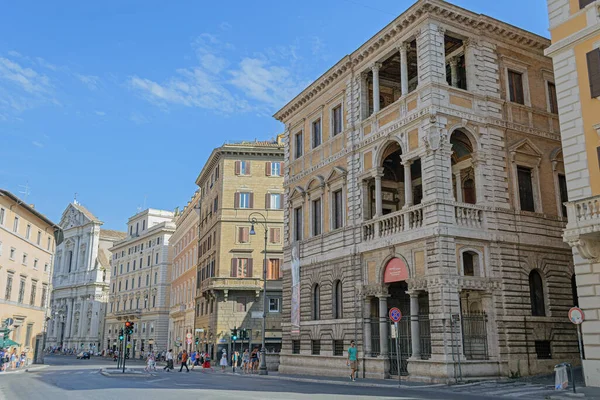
top-left (219, 351), bottom-right (227, 372)
top-left (163, 349), bottom-right (174, 372)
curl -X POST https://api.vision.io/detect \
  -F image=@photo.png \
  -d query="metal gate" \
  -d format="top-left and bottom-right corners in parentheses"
top-left (388, 318), bottom-right (411, 376)
top-left (461, 312), bottom-right (488, 360)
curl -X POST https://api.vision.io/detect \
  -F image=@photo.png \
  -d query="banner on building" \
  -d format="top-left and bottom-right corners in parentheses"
top-left (291, 242), bottom-right (300, 334)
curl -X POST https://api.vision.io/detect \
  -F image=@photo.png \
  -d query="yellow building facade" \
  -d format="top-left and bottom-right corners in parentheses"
top-left (546, 0), bottom-right (600, 387)
top-left (0, 189), bottom-right (57, 360)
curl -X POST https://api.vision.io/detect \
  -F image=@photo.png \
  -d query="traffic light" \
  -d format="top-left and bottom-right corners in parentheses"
top-left (231, 327), bottom-right (238, 341)
top-left (124, 321), bottom-right (134, 335)
top-left (195, 337), bottom-right (199, 345)
top-left (241, 329), bottom-right (247, 340)
top-left (119, 329), bottom-right (124, 341)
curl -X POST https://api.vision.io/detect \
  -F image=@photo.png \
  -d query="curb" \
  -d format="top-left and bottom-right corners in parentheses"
top-left (218, 371), bottom-right (447, 390)
top-left (0, 365), bottom-right (50, 375)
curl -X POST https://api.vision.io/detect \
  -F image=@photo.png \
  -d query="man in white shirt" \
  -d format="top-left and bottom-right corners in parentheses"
top-left (163, 349), bottom-right (174, 372)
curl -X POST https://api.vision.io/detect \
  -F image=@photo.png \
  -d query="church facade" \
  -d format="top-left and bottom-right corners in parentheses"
top-left (46, 201), bottom-right (125, 352)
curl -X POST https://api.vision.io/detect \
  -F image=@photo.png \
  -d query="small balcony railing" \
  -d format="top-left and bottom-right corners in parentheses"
top-left (363, 204), bottom-right (424, 240)
top-left (571, 195), bottom-right (600, 224)
top-left (454, 203), bottom-right (485, 228)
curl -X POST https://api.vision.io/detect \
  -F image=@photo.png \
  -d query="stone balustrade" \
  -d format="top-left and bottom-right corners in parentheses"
top-left (454, 203), bottom-right (485, 228)
top-left (363, 204), bottom-right (424, 240)
top-left (573, 195), bottom-right (600, 224)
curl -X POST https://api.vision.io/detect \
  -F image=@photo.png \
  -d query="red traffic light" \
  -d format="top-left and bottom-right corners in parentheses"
top-left (125, 321), bottom-right (132, 328)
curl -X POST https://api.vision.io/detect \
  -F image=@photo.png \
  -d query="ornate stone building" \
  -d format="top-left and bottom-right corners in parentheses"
top-left (275, 0), bottom-right (579, 382)
top-left (47, 201), bottom-right (125, 352)
top-left (194, 139), bottom-right (284, 359)
top-left (168, 190), bottom-right (200, 353)
top-left (545, 0), bottom-right (600, 387)
top-left (103, 209), bottom-right (174, 357)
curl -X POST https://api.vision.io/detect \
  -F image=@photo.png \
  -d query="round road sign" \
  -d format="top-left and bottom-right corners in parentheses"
top-left (186, 332), bottom-right (192, 339)
top-left (389, 307), bottom-right (402, 323)
top-left (568, 307), bottom-right (585, 325)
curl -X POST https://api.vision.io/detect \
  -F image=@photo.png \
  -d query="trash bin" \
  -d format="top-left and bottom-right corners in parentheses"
top-left (554, 363), bottom-right (569, 390)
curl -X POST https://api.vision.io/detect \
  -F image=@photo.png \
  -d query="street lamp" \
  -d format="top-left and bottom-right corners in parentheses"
top-left (248, 211), bottom-right (268, 375)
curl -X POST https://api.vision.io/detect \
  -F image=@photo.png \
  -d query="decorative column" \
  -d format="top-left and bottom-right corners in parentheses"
top-left (416, 23), bottom-right (447, 86)
top-left (472, 153), bottom-right (485, 205)
top-left (371, 62), bottom-right (382, 115)
top-left (398, 43), bottom-right (409, 96)
top-left (403, 160), bottom-right (413, 208)
top-left (374, 169), bottom-right (383, 217)
top-left (65, 299), bottom-right (74, 339)
top-left (463, 38), bottom-right (478, 94)
top-left (408, 291), bottom-right (421, 359)
top-left (360, 72), bottom-right (369, 120)
top-left (454, 171), bottom-right (463, 202)
top-left (378, 295), bottom-right (389, 357)
top-left (449, 57), bottom-right (458, 87)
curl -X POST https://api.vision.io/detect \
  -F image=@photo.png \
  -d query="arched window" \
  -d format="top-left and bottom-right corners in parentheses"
top-left (529, 270), bottom-right (546, 316)
top-left (571, 275), bottom-right (579, 307)
top-left (333, 280), bottom-right (343, 319)
top-left (67, 250), bottom-right (73, 273)
top-left (312, 284), bottom-right (320, 320)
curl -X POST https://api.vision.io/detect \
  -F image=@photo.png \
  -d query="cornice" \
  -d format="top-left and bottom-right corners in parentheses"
top-left (273, 0), bottom-right (550, 123)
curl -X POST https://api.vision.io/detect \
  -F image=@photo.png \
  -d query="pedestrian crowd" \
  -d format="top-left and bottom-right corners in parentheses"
top-left (0, 348), bottom-right (28, 372)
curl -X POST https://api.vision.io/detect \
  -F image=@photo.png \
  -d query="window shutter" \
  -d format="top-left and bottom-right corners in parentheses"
top-left (235, 161), bottom-right (241, 175)
top-left (249, 193), bottom-right (254, 208)
top-left (247, 258), bottom-right (253, 277)
top-left (243, 227), bottom-right (249, 243)
top-left (269, 228), bottom-right (274, 243)
top-left (234, 192), bottom-right (240, 209)
top-left (231, 258), bottom-right (238, 277)
top-left (246, 161), bottom-right (251, 175)
top-left (238, 227), bottom-right (244, 243)
top-left (265, 193), bottom-right (271, 209)
top-left (275, 228), bottom-right (281, 243)
top-left (279, 259), bottom-right (284, 279)
top-left (265, 162), bottom-right (271, 176)
top-left (586, 49), bottom-right (600, 98)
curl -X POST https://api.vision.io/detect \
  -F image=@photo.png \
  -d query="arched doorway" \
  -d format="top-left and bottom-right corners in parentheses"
top-left (451, 129), bottom-right (477, 204)
top-left (383, 258), bottom-right (411, 376)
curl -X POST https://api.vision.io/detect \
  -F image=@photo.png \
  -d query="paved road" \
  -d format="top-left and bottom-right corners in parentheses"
top-left (2, 355), bottom-right (592, 400)
top-left (0, 355), bottom-right (507, 400)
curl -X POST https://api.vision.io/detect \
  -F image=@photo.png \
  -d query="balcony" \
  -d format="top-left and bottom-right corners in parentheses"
top-left (113, 309), bottom-right (142, 320)
top-left (199, 277), bottom-right (263, 293)
top-left (564, 196), bottom-right (600, 260)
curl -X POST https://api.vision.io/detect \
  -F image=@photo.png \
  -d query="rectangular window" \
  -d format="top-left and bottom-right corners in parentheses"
top-left (292, 340), bottom-right (301, 354)
top-left (235, 297), bottom-right (247, 312)
top-left (44, 263), bottom-right (48, 272)
top-left (230, 258), bottom-right (252, 278)
top-left (238, 227), bottom-right (249, 243)
top-left (33, 259), bottom-right (38, 269)
top-left (268, 162), bottom-right (281, 177)
top-left (0, 208), bottom-right (4, 225)
top-left (517, 166), bottom-right (535, 212)
top-left (18, 279), bottom-right (26, 303)
top-left (25, 324), bottom-right (33, 346)
top-left (295, 131), bottom-right (303, 159)
top-left (580, 0), bottom-right (595, 9)
top-left (268, 297), bottom-right (280, 312)
top-left (30, 282), bottom-right (37, 305)
top-left (22, 253), bottom-right (27, 265)
top-left (547, 82), bottom-right (558, 114)
top-left (37, 231), bottom-right (41, 245)
top-left (5, 274), bottom-right (13, 300)
top-left (332, 105), bottom-right (343, 135)
top-left (586, 48), bottom-right (600, 98)
top-left (10, 247), bottom-right (15, 260)
top-left (332, 189), bottom-right (344, 229)
top-left (267, 193), bottom-right (282, 210)
top-left (333, 340), bottom-right (344, 356)
top-left (312, 119), bottom-right (322, 148)
top-left (41, 285), bottom-right (47, 307)
top-left (558, 174), bottom-right (568, 217)
top-left (155, 253), bottom-right (159, 264)
top-left (294, 207), bottom-right (303, 241)
top-left (269, 228), bottom-right (281, 244)
top-left (508, 70), bottom-right (525, 105)
top-left (213, 196), bottom-right (218, 212)
top-left (13, 216), bottom-right (19, 233)
top-left (237, 160), bottom-right (250, 175)
top-left (267, 258), bottom-right (281, 280)
top-left (535, 340), bottom-right (552, 359)
top-left (311, 340), bottom-right (321, 355)
top-left (26, 224), bottom-right (31, 239)
top-left (312, 198), bottom-right (321, 236)
top-left (147, 255), bottom-right (151, 266)
top-left (47, 237), bottom-right (52, 251)
top-left (236, 192), bottom-right (252, 209)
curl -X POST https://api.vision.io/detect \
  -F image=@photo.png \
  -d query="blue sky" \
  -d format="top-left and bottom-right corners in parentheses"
top-left (0, 0), bottom-right (549, 230)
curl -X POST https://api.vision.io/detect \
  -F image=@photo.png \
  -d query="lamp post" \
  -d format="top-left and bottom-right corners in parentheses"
top-left (248, 212), bottom-right (268, 375)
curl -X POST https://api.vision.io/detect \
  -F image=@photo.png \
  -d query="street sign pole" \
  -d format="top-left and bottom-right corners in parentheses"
top-left (568, 306), bottom-right (585, 391)
top-left (395, 321), bottom-right (401, 386)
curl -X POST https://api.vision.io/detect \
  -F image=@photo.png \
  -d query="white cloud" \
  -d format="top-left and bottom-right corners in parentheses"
top-left (130, 112), bottom-right (149, 125)
top-left (32, 141), bottom-right (44, 148)
top-left (94, 110), bottom-right (106, 116)
top-left (219, 22), bottom-right (232, 31)
top-left (74, 73), bottom-right (100, 90)
top-left (129, 33), bottom-right (306, 114)
top-left (0, 57), bottom-right (52, 94)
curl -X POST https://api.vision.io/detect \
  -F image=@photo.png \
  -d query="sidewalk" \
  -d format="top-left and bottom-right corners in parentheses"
top-left (0, 365), bottom-right (49, 375)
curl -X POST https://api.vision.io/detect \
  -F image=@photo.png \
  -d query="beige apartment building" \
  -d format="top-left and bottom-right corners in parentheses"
top-left (275, 0), bottom-right (579, 382)
top-left (545, 0), bottom-right (600, 387)
top-left (169, 190), bottom-right (200, 352)
top-left (104, 209), bottom-right (175, 357)
top-left (0, 189), bottom-right (57, 359)
top-left (194, 139), bottom-right (284, 359)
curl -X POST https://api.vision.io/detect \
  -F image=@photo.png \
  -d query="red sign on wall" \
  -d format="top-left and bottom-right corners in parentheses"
top-left (383, 258), bottom-right (409, 283)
